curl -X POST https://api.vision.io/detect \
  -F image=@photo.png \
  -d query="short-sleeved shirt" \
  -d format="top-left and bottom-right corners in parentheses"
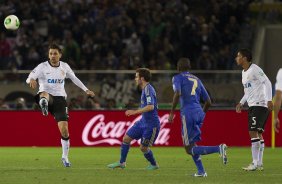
top-left (139, 84), bottom-right (160, 127)
top-left (172, 71), bottom-right (210, 113)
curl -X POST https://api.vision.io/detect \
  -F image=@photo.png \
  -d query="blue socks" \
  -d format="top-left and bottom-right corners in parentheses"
top-left (192, 146), bottom-right (219, 155)
top-left (119, 142), bottom-right (157, 166)
top-left (144, 150), bottom-right (157, 166)
top-left (190, 145), bottom-right (220, 174)
top-left (120, 142), bottom-right (130, 163)
top-left (192, 154), bottom-right (205, 174)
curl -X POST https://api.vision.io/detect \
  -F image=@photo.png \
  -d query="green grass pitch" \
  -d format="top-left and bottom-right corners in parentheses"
top-left (0, 147), bottom-right (281, 184)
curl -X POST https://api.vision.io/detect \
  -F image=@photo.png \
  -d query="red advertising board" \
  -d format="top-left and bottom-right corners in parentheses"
top-left (0, 110), bottom-right (281, 147)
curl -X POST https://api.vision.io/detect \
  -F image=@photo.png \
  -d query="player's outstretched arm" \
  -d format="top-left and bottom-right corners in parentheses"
top-left (26, 64), bottom-right (42, 89)
top-left (86, 90), bottom-right (95, 97)
top-left (125, 105), bottom-right (154, 116)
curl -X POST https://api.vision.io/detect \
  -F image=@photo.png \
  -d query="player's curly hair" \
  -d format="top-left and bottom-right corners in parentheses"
top-left (136, 68), bottom-right (151, 82)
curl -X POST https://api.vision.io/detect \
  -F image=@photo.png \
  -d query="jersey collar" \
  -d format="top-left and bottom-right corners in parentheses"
top-left (48, 60), bottom-right (60, 67)
top-left (244, 62), bottom-right (252, 72)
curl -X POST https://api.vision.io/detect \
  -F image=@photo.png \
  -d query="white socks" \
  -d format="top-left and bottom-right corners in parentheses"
top-left (251, 138), bottom-right (260, 166)
top-left (61, 138), bottom-right (70, 159)
top-left (258, 140), bottom-right (264, 166)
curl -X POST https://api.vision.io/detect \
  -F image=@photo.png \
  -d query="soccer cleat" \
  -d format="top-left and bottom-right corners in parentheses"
top-left (242, 163), bottom-right (257, 171)
top-left (40, 99), bottom-right (48, 116)
top-left (61, 158), bottom-right (71, 167)
top-left (257, 165), bottom-right (264, 171)
top-left (146, 164), bottom-right (159, 170)
top-left (219, 144), bottom-right (228, 165)
top-left (193, 172), bottom-right (207, 177)
top-left (107, 162), bottom-right (126, 169)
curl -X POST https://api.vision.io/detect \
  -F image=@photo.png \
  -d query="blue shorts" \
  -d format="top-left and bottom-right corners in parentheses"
top-left (126, 121), bottom-right (160, 147)
top-left (181, 109), bottom-right (205, 146)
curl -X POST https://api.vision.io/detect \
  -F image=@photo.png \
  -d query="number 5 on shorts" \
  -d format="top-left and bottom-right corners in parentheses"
top-left (252, 117), bottom-right (256, 126)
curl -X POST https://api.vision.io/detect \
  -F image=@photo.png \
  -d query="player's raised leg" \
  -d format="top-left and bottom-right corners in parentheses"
top-left (39, 92), bottom-right (49, 116)
top-left (188, 144), bottom-right (228, 165)
top-left (219, 144), bottom-right (228, 164)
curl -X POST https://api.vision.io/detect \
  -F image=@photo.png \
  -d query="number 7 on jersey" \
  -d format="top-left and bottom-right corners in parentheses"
top-left (188, 77), bottom-right (198, 95)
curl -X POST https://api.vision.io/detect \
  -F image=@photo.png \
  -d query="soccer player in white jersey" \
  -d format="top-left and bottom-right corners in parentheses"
top-left (26, 43), bottom-right (95, 167)
top-left (273, 68), bottom-right (282, 133)
top-left (235, 48), bottom-right (273, 171)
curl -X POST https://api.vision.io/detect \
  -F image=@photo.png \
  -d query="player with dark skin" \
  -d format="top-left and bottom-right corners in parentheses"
top-left (168, 58), bottom-right (227, 177)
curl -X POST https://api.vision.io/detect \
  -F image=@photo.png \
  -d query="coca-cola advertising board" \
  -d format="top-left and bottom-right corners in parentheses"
top-left (0, 110), bottom-right (281, 147)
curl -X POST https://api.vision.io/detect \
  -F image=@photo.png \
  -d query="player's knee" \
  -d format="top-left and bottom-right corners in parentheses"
top-left (61, 136), bottom-right (69, 141)
top-left (61, 129), bottom-right (69, 138)
top-left (122, 135), bottom-right (132, 144)
top-left (249, 130), bottom-right (259, 138)
top-left (62, 132), bottom-right (69, 138)
top-left (40, 91), bottom-right (49, 99)
top-left (140, 145), bottom-right (149, 153)
top-left (59, 124), bottom-right (69, 138)
top-left (185, 145), bottom-right (193, 155)
top-left (185, 149), bottom-right (192, 155)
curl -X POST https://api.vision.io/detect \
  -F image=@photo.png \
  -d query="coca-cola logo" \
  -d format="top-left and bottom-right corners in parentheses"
top-left (82, 114), bottom-right (171, 146)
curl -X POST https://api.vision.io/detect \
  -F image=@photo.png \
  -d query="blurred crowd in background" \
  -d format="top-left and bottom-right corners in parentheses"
top-left (1, 0), bottom-right (282, 110)
top-left (0, 95), bottom-right (133, 110)
top-left (0, 0), bottom-right (256, 71)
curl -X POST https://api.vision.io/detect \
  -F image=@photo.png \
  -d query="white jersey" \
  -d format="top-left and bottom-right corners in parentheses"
top-left (26, 61), bottom-right (88, 97)
top-left (275, 68), bottom-right (282, 92)
top-left (240, 64), bottom-right (272, 107)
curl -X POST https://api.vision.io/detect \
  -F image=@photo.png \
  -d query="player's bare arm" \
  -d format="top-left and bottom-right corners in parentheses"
top-left (273, 90), bottom-right (282, 133)
top-left (236, 103), bottom-right (243, 113)
top-left (168, 92), bottom-right (180, 123)
top-left (86, 90), bottom-right (95, 97)
top-left (125, 105), bottom-right (154, 116)
top-left (203, 99), bottom-right (212, 113)
top-left (29, 79), bottom-right (37, 89)
top-left (267, 101), bottom-right (273, 111)
top-left (275, 119), bottom-right (280, 133)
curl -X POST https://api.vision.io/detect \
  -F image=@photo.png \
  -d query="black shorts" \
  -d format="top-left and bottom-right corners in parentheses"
top-left (248, 106), bottom-right (269, 133)
top-left (35, 94), bottom-right (69, 122)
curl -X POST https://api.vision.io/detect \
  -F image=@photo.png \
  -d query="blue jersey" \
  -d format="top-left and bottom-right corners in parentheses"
top-left (172, 71), bottom-right (210, 144)
top-left (140, 84), bottom-right (160, 127)
top-left (172, 71), bottom-right (210, 112)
